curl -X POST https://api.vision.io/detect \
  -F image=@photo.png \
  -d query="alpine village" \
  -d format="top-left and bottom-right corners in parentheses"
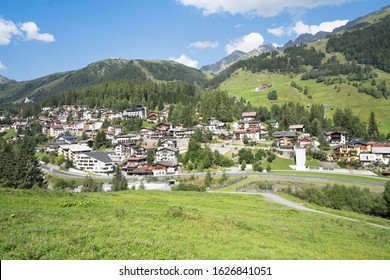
top-left (1, 5), bottom-right (390, 260)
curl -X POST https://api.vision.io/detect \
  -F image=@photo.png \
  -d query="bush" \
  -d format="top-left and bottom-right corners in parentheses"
top-left (267, 90), bottom-right (278, 100)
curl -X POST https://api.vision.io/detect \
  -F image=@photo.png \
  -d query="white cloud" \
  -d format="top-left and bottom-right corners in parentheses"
top-left (292, 19), bottom-right (349, 35)
top-left (267, 26), bottom-right (288, 37)
top-left (0, 17), bottom-right (55, 45)
top-left (0, 18), bottom-right (22, 45)
top-left (267, 19), bottom-right (348, 37)
top-left (178, 0), bottom-right (353, 17)
top-left (225, 32), bottom-right (264, 54)
top-left (169, 54), bottom-right (199, 68)
top-left (20, 22), bottom-right (55, 42)
top-left (0, 61), bottom-right (6, 71)
top-left (189, 40), bottom-right (219, 49)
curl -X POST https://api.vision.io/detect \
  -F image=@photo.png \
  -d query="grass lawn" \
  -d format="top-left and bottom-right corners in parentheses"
top-left (2, 129), bottom-right (16, 140)
top-left (1, 188), bottom-right (389, 260)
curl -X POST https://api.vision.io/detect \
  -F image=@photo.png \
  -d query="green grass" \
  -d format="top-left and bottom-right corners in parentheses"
top-left (222, 69), bottom-right (390, 133)
top-left (1, 188), bottom-right (389, 260)
top-left (2, 128), bottom-right (16, 140)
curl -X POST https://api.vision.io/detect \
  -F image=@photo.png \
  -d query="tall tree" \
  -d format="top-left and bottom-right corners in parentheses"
top-left (367, 112), bottom-right (379, 140)
top-left (111, 165), bottom-right (128, 191)
top-left (15, 137), bottom-right (46, 189)
top-left (82, 175), bottom-right (102, 192)
top-left (383, 181), bottom-right (390, 218)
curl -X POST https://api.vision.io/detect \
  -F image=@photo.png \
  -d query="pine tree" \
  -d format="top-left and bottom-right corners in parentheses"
top-left (384, 181), bottom-right (390, 218)
top-left (15, 137), bottom-right (46, 189)
top-left (146, 150), bottom-right (154, 166)
top-left (367, 112), bottom-right (379, 140)
top-left (82, 175), bottom-right (102, 192)
top-left (204, 170), bottom-right (212, 189)
top-left (111, 165), bottom-right (128, 191)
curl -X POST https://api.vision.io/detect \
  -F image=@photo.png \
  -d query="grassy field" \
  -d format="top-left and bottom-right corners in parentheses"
top-left (1, 188), bottom-right (389, 260)
top-left (222, 69), bottom-right (390, 133)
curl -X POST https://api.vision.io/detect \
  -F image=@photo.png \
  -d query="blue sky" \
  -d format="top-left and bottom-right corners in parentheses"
top-left (1, 0), bottom-right (389, 81)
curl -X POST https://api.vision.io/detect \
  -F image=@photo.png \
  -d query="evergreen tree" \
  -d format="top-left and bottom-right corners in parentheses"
top-left (146, 150), bottom-right (154, 166)
top-left (94, 130), bottom-right (107, 150)
top-left (367, 112), bottom-right (379, 140)
top-left (204, 170), bottom-right (212, 189)
top-left (241, 160), bottom-right (247, 171)
top-left (384, 181), bottom-right (390, 217)
top-left (15, 137), bottom-right (46, 189)
top-left (111, 165), bottom-right (128, 191)
top-left (82, 175), bottom-right (102, 192)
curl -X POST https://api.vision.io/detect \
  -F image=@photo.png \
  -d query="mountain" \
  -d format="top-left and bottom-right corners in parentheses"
top-left (244, 44), bottom-right (277, 58)
top-left (0, 58), bottom-right (207, 105)
top-left (0, 75), bottom-right (15, 85)
top-left (283, 32), bottom-right (331, 49)
top-left (201, 50), bottom-right (246, 73)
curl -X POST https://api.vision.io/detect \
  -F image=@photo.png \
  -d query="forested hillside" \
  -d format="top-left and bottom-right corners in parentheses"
top-left (0, 59), bottom-right (207, 105)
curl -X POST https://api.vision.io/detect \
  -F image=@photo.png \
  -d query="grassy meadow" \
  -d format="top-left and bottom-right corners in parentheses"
top-left (1, 188), bottom-right (389, 260)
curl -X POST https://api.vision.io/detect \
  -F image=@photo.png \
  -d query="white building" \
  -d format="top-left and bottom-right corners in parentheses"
top-left (58, 144), bottom-right (92, 162)
top-left (123, 106), bottom-right (147, 119)
top-left (75, 152), bottom-right (114, 174)
top-left (156, 147), bottom-right (179, 162)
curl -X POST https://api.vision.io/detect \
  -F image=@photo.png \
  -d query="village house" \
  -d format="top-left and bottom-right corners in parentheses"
top-left (112, 134), bottom-right (140, 145)
top-left (160, 139), bottom-right (177, 149)
top-left (272, 131), bottom-right (297, 149)
top-left (147, 111), bottom-right (159, 123)
top-left (56, 135), bottom-right (78, 145)
top-left (58, 144), bottom-right (92, 162)
top-left (332, 143), bottom-right (360, 162)
top-left (75, 152), bottom-right (114, 174)
top-left (107, 125), bottom-right (122, 136)
top-left (153, 161), bottom-right (180, 176)
top-left (123, 106), bottom-right (147, 119)
top-left (289, 124), bottom-right (305, 134)
top-left (241, 112), bottom-right (257, 122)
top-left (168, 128), bottom-right (194, 139)
top-left (49, 125), bottom-right (64, 138)
top-left (156, 147), bottom-right (179, 162)
top-left (234, 127), bottom-right (263, 142)
top-left (324, 131), bottom-right (349, 147)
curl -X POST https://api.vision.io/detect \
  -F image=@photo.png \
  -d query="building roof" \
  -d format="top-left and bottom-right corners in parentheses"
top-left (289, 124), bottom-right (304, 129)
top-left (83, 152), bottom-right (113, 163)
top-left (154, 161), bottom-right (179, 167)
top-left (242, 112), bottom-right (257, 118)
top-left (272, 131), bottom-right (296, 138)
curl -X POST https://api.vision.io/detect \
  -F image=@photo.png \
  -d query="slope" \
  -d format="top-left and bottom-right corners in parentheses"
top-left (0, 59), bottom-right (207, 105)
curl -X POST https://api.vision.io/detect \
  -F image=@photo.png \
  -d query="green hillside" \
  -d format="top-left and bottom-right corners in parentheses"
top-left (0, 59), bottom-right (207, 105)
top-left (221, 69), bottom-right (390, 133)
top-left (1, 188), bottom-right (389, 259)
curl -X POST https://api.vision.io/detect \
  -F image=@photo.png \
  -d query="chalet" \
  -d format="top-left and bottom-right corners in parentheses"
top-left (156, 122), bottom-right (173, 131)
top-left (265, 119), bottom-right (279, 129)
top-left (156, 147), bottom-right (179, 162)
top-left (127, 166), bottom-right (154, 176)
top-left (272, 131), bottom-right (297, 149)
top-left (234, 127), bottom-right (263, 142)
top-left (56, 135), bottom-right (78, 144)
top-left (235, 120), bottom-right (261, 130)
top-left (75, 152), bottom-right (114, 174)
top-left (289, 124), bottom-right (305, 134)
top-left (332, 144), bottom-right (360, 162)
top-left (324, 131), bottom-right (348, 147)
top-left (123, 106), bottom-right (147, 119)
top-left (160, 139), bottom-right (177, 149)
top-left (112, 134), bottom-right (139, 145)
top-left (242, 112), bottom-right (257, 121)
top-left (169, 128), bottom-right (194, 139)
top-left (153, 161), bottom-right (180, 176)
top-left (139, 127), bottom-right (155, 138)
top-left (49, 125), bottom-right (64, 138)
top-left (298, 137), bottom-right (312, 148)
top-left (147, 112), bottom-right (159, 123)
top-left (107, 125), bottom-right (122, 136)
